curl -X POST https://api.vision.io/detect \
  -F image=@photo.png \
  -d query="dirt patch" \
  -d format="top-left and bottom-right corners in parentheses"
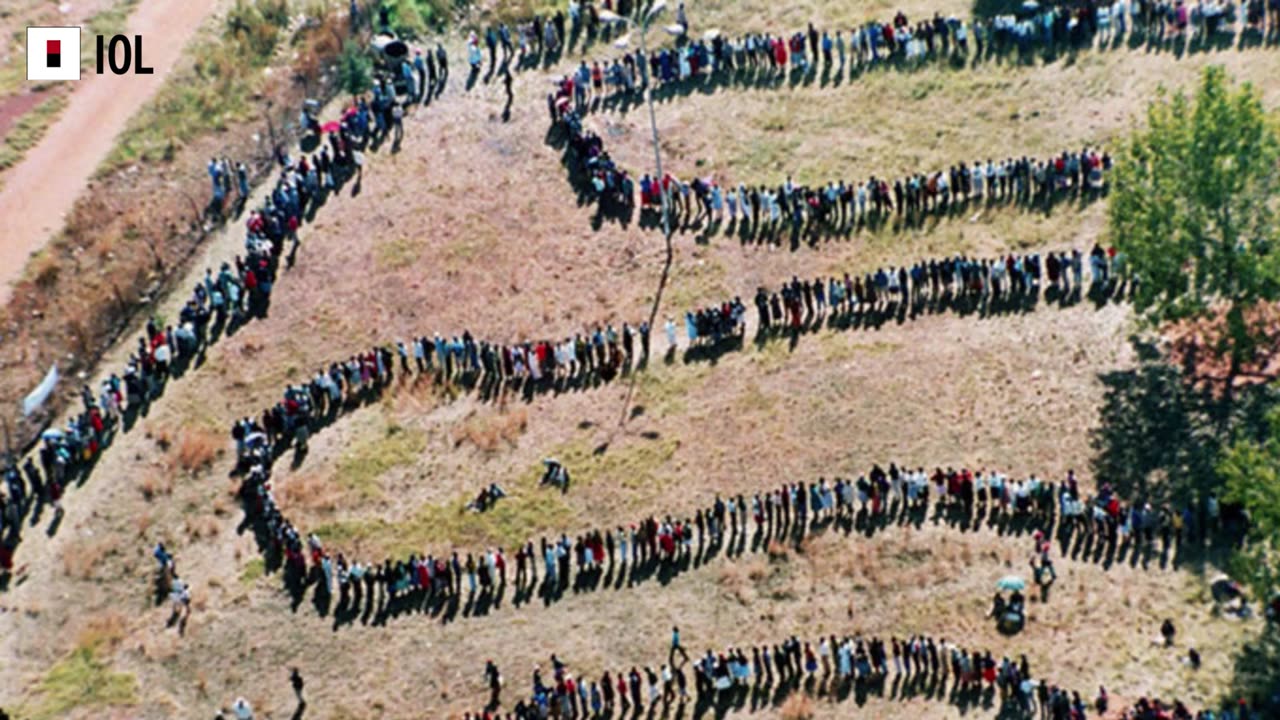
top-left (0, 90), bottom-right (48, 139)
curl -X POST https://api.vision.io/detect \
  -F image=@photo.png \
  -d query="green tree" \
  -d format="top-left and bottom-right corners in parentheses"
top-left (1218, 404), bottom-right (1280, 601)
top-left (1110, 66), bottom-right (1280, 384)
top-left (337, 40), bottom-right (372, 96)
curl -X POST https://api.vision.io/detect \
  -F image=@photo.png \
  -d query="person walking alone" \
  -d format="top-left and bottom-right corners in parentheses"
top-left (671, 625), bottom-right (690, 665)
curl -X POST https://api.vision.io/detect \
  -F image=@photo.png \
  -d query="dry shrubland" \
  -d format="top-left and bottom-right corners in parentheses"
top-left (174, 427), bottom-right (223, 473)
top-left (452, 408), bottom-right (529, 452)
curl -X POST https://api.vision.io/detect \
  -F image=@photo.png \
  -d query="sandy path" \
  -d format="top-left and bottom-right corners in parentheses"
top-left (0, 0), bottom-right (222, 305)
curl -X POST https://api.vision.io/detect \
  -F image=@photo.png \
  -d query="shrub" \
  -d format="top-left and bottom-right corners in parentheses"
top-left (175, 427), bottom-right (221, 472)
top-left (338, 39), bottom-right (373, 96)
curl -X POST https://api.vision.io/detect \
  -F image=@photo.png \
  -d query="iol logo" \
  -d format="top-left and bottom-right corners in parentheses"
top-left (25, 27), bottom-right (80, 81)
top-left (26, 26), bottom-right (154, 82)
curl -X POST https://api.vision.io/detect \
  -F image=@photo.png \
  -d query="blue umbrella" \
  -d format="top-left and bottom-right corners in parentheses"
top-left (996, 575), bottom-right (1027, 592)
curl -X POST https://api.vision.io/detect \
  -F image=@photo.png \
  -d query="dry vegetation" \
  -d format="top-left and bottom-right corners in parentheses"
top-left (2, 2), bottom-right (1279, 719)
top-left (0, 0), bottom-right (136, 174)
top-left (0, 0), bottom-right (350, 455)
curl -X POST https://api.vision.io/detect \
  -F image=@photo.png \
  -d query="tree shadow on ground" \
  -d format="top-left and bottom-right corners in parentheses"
top-left (1229, 624), bottom-right (1280, 713)
top-left (1092, 338), bottom-right (1280, 715)
top-left (1089, 337), bottom-right (1280, 507)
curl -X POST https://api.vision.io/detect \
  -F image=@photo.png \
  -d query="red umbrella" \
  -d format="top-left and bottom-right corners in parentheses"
top-left (321, 121), bottom-right (341, 133)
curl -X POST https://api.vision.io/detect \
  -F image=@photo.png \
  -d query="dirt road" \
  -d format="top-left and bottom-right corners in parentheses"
top-left (0, 0), bottom-right (221, 305)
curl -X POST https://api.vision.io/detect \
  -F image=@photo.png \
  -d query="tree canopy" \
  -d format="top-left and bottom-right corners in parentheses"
top-left (1110, 66), bottom-right (1280, 366)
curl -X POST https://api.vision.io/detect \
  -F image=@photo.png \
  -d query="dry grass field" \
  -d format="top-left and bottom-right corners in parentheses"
top-left (3, 1), bottom-right (1280, 718)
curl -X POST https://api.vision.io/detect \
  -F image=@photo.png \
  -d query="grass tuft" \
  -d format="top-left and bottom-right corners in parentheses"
top-left (239, 557), bottom-right (265, 586)
top-left (175, 426), bottom-right (222, 473)
top-left (452, 408), bottom-right (528, 453)
top-left (0, 94), bottom-right (68, 171)
top-left (24, 644), bottom-right (138, 720)
top-left (335, 421), bottom-right (428, 500)
top-left (780, 694), bottom-right (815, 720)
top-left (375, 237), bottom-right (424, 271)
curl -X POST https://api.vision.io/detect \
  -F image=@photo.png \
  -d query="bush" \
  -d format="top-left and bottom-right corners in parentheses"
top-left (175, 427), bottom-right (221, 472)
top-left (384, 0), bottom-right (450, 39)
top-left (338, 39), bottom-right (373, 96)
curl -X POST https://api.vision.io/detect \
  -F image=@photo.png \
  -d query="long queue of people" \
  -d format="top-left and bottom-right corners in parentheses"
top-left (0, 89), bottom-right (417, 581)
top-left (551, 98), bottom-right (1110, 233)
top-left (233, 426), bottom-right (1245, 632)
top-left (230, 244), bottom-right (1120, 473)
top-left (467, 0), bottom-right (690, 77)
top-left (465, 636), bottom-right (1079, 720)
top-left (560, 0), bottom-right (1280, 115)
top-left (674, 244), bottom-right (1127, 362)
top-left (643, 149), bottom-right (1110, 239)
top-left (229, 317), bottom-right (655, 460)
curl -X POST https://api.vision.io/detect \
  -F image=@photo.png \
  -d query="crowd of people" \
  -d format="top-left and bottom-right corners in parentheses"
top-left (229, 316), bottom-right (656, 460)
top-left (550, 92), bottom-right (1110, 232)
top-left (562, 0), bottom-right (1280, 116)
top-left (0, 82), bottom-right (419, 580)
top-left (461, 635), bottom-right (1084, 720)
top-left (7, 7), bottom-right (1271, 714)
top-left (229, 242), bottom-right (1126, 476)
top-left (556, 105), bottom-right (634, 209)
top-left (234, 420), bottom-right (1245, 633)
